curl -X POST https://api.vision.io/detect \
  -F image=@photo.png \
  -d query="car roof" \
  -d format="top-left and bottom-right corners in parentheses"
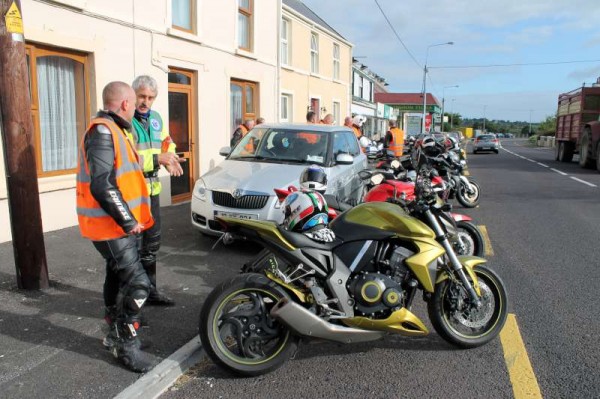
top-left (255, 123), bottom-right (354, 133)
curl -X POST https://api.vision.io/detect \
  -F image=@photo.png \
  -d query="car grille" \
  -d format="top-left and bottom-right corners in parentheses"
top-left (212, 191), bottom-right (269, 209)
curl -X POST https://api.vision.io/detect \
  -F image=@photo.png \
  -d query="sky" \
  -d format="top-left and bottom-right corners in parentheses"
top-left (301, 0), bottom-right (600, 123)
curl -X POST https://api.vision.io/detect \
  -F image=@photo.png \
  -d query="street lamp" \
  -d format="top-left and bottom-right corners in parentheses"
top-left (450, 98), bottom-right (456, 130)
top-left (441, 85), bottom-right (459, 133)
top-left (422, 41), bottom-right (454, 134)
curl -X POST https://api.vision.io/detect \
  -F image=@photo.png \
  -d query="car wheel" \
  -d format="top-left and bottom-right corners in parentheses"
top-left (596, 144), bottom-right (600, 173)
top-left (494, 150), bottom-right (499, 154)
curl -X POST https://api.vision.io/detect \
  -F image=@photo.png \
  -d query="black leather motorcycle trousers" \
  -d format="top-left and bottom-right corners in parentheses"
top-left (138, 194), bottom-right (161, 287)
top-left (94, 235), bottom-right (151, 336)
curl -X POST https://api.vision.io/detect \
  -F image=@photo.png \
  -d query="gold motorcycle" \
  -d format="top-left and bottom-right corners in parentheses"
top-left (199, 169), bottom-right (507, 376)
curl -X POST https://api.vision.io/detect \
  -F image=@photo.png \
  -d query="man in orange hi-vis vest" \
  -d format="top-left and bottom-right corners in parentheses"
top-left (76, 81), bottom-right (155, 373)
top-left (385, 120), bottom-right (405, 157)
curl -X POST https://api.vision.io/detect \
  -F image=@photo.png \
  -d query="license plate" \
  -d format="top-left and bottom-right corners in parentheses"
top-left (481, 146), bottom-right (490, 149)
top-left (214, 211), bottom-right (259, 220)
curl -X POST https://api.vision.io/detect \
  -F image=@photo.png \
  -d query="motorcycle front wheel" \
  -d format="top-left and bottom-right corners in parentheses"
top-left (428, 266), bottom-right (507, 348)
top-left (456, 178), bottom-right (481, 208)
top-left (199, 273), bottom-right (299, 376)
top-left (454, 221), bottom-right (484, 257)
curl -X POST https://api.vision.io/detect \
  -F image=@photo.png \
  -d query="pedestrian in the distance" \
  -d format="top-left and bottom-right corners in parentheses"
top-left (306, 111), bottom-right (317, 124)
top-left (231, 118), bottom-right (255, 147)
top-left (76, 81), bottom-right (155, 372)
top-left (385, 119), bottom-right (405, 156)
top-left (131, 75), bottom-right (183, 307)
top-left (320, 114), bottom-right (334, 124)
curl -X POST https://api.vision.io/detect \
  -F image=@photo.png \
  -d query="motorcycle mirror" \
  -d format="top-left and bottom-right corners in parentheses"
top-left (370, 173), bottom-right (385, 185)
top-left (358, 169), bottom-right (372, 181)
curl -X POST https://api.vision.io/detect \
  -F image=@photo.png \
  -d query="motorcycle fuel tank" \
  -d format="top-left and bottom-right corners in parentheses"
top-left (330, 202), bottom-right (435, 241)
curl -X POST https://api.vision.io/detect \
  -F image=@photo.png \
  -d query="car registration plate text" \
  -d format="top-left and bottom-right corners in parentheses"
top-left (214, 211), bottom-right (259, 220)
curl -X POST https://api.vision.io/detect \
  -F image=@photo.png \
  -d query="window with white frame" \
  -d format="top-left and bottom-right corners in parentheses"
top-left (172, 0), bottom-right (194, 32)
top-left (310, 32), bottom-right (319, 74)
top-left (280, 94), bottom-right (292, 122)
top-left (333, 43), bottom-right (340, 80)
top-left (238, 0), bottom-right (253, 51)
top-left (281, 18), bottom-right (290, 65)
top-left (333, 101), bottom-right (340, 125)
top-left (359, 75), bottom-right (364, 98)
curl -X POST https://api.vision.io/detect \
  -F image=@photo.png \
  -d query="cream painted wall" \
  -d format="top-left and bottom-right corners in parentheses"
top-left (280, 7), bottom-right (353, 125)
top-left (0, 0), bottom-right (278, 243)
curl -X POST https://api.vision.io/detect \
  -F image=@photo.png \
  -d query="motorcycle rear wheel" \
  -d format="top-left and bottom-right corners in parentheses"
top-left (428, 266), bottom-right (507, 348)
top-left (454, 221), bottom-right (484, 257)
top-left (199, 273), bottom-right (299, 376)
top-left (456, 178), bottom-right (480, 208)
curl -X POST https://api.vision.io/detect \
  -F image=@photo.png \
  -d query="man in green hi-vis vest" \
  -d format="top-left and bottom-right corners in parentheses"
top-left (130, 75), bottom-right (184, 306)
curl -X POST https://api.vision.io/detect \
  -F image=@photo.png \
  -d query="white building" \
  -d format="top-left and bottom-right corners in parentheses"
top-left (0, 0), bottom-right (279, 243)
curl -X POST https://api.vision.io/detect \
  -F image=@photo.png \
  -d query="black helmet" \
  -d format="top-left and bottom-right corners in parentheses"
top-left (299, 165), bottom-right (328, 193)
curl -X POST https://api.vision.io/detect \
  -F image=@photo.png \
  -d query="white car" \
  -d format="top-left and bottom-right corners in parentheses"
top-left (191, 123), bottom-right (368, 235)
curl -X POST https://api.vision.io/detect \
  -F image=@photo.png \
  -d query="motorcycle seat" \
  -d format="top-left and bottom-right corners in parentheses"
top-left (277, 225), bottom-right (340, 250)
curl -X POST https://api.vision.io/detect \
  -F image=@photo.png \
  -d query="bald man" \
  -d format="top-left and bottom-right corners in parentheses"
top-left (76, 81), bottom-right (156, 372)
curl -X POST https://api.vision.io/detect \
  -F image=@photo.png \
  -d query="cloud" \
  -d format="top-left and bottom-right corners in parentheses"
top-left (567, 65), bottom-right (600, 81)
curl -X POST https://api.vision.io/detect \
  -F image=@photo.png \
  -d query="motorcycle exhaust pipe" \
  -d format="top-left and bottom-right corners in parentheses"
top-left (270, 298), bottom-right (385, 343)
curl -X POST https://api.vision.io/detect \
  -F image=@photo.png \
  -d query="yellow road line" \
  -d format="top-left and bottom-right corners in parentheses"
top-left (500, 314), bottom-right (543, 399)
top-left (478, 225), bottom-right (494, 257)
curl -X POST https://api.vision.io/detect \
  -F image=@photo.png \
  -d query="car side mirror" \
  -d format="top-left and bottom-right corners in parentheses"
top-left (219, 146), bottom-right (232, 156)
top-left (336, 153), bottom-right (354, 165)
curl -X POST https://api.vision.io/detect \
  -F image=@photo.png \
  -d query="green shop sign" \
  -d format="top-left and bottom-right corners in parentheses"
top-left (393, 104), bottom-right (440, 113)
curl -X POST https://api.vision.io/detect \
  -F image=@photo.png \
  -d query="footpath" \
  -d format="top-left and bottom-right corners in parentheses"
top-left (0, 202), bottom-right (259, 399)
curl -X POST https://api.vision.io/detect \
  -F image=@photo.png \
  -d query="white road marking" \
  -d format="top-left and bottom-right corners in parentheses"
top-left (501, 148), bottom-right (597, 188)
top-left (569, 176), bottom-right (597, 187)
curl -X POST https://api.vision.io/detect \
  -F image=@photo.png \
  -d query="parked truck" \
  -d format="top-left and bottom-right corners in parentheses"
top-left (555, 81), bottom-right (600, 172)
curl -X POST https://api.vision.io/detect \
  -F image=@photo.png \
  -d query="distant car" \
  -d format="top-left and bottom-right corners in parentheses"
top-left (191, 123), bottom-right (368, 235)
top-left (473, 134), bottom-right (499, 154)
top-left (496, 133), bottom-right (505, 138)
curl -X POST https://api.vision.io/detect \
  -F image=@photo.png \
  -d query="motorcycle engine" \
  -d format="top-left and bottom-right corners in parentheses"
top-left (348, 245), bottom-right (414, 317)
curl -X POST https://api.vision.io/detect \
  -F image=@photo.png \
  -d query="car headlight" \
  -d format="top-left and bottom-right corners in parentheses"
top-left (194, 178), bottom-right (207, 201)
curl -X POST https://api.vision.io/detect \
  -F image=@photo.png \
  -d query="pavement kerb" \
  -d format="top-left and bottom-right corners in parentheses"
top-left (115, 337), bottom-right (204, 399)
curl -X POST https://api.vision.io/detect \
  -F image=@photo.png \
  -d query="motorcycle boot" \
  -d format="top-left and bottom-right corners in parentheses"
top-left (142, 254), bottom-right (175, 307)
top-left (112, 318), bottom-right (156, 373)
top-left (103, 307), bottom-right (150, 350)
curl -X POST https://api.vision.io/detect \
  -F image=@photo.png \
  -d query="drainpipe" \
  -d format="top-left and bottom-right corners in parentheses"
top-left (276, 0), bottom-right (282, 122)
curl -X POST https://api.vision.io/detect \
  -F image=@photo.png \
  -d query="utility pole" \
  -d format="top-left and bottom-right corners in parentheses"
top-left (483, 105), bottom-right (487, 132)
top-left (0, 0), bottom-right (49, 289)
top-left (529, 109), bottom-right (533, 136)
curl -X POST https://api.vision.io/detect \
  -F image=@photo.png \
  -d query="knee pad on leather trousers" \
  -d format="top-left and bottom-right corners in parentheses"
top-left (123, 287), bottom-right (149, 315)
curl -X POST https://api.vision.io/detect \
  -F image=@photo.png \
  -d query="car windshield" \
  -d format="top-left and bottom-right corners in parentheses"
top-left (229, 128), bottom-right (328, 165)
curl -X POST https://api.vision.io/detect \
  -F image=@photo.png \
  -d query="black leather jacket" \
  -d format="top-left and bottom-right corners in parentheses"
top-left (85, 110), bottom-right (137, 234)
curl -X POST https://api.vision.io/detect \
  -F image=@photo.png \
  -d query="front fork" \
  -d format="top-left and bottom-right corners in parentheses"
top-left (424, 209), bottom-right (482, 307)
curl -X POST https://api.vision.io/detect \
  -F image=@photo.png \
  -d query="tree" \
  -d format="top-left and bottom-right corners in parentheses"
top-left (536, 115), bottom-right (557, 136)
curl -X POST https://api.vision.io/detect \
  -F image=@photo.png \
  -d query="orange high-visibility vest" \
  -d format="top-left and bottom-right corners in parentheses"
top-left (352, 125), bottom-right (361, 139)
top-left (388, 127), bottom-right (405, 156)
top-left (76, 118), bottom-right (154, 241)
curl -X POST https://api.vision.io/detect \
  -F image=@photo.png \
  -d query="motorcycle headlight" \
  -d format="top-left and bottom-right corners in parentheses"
top-left (194, 178), bottom-right (207, 201)
top-left (460, 160), bottom-right (467, 167)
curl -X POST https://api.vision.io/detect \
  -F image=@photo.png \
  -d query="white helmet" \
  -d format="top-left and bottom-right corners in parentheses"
top-left (352, 115), bottom-right (365, 127)
top-left (282, 189), bottom-right (329, 232)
